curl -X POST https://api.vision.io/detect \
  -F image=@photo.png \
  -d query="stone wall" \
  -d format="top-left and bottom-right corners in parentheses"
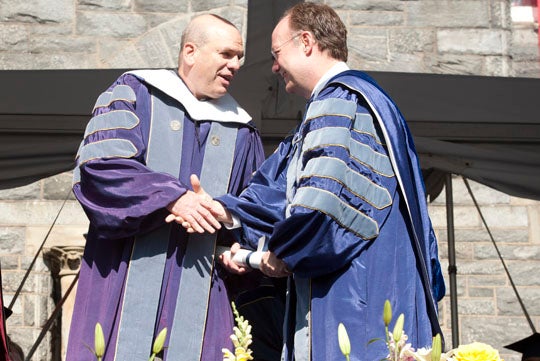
top-left (0, 0), bottom-right (538, 360)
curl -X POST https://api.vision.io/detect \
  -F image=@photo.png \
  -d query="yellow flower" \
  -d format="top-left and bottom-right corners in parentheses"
top-left (431, 333), bottom-right (442, 361)
top-left (152, 328), bottom-right (167, 355)
top-left (338, 323), bottom-right (351, 360)
top-left (94, 323), bottom-right (105, 360)
top-left (452, 342), bottom-right (504, 361)
top-left (392, 314), bottom-right (405, 342)
top-left (383, 300), bottom-right (392, 327)
top-left (222, 302), bottom-right (254, 361)
top-left (222, 348), bottom-right (236, 361)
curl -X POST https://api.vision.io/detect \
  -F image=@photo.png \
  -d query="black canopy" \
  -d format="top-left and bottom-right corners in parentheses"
top-left (1, 67), bottom-right (539, 199)
top-left (0, 0), bottom-right (539, 199)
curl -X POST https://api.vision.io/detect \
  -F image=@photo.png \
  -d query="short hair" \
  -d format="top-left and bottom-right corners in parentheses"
top-left (283, 2), bottom-right (348, 62)
top-left (180, 14), bottom-right (238, 49)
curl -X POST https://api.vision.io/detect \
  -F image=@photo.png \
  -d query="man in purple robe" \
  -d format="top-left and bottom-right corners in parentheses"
top-left (67, 14), bottom-right (269, 361)
top-left (186, 3), bottom-right (446, 361)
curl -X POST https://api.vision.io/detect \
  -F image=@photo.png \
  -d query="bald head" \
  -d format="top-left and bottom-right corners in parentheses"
top-left (177, 14), bottom-right (244, 100)
top-left (180, 14), bottom-right (238, 50)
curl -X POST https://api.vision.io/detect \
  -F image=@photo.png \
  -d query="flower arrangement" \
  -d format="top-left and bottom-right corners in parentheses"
top-left (338, 300), bottom-right (504, 361)
top-left (222, 302), bottom-right (254, 361)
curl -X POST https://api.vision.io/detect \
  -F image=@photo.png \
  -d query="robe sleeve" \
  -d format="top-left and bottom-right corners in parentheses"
top-left (222, 87), bottom-right (402, 278)
top-left (73, 74), bottom-right (186, 241)
top-left (217, 136), bottom-right (293, 250)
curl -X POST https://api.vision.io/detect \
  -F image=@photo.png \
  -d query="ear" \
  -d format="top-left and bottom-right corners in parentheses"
top-left (300, 31), bottom-right (316, 55)
top-left (182, 42), bottom-right (198, 66)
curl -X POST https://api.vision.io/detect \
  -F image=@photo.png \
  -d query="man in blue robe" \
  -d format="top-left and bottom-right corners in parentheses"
top-left (67, 14), bottom-right (269, 361)
top-left (193, 3), bottom-right (446, 361)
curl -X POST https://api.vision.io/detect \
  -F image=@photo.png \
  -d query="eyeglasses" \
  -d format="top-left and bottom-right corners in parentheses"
top-left (271, 32), bottom-right (302, 60)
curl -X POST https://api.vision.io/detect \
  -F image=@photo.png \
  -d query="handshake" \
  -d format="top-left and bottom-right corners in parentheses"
top-left (164, 174), bottom-right (291, 278)
top-left (164, 174), bottom-right (230, 234)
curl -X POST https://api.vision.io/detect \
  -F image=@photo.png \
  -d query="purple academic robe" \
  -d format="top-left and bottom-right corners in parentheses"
top-left (67, 72), bottom-right (264, 361)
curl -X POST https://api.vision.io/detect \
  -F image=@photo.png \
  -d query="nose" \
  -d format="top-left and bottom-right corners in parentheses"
top-left (271, 58), bottom-right (280, 73)
top-left (228, 56), bottom-right (241, 72)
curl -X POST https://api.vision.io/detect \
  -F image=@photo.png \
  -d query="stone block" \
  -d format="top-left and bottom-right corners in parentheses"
top-left (436, 228), bottom-right (529, 244)
top-left (328, 0), bottom-right (404, 11)
top-left (0, 24), bottom-right (30, 52)
top-left (457, 260), bottom-right (504, 275)
top-left (474, 244), bottom-right (540, 260)
top-left (481, 206), bottom-right (529, 228)
top-left (0, 51), bottom-right (97, 70)
top-left (28, 22), bottom-right (73, 36)
top-left (0, 227), bottom-right (25, 253)
top-left (142, 13), bottom-right (178, 29)
top-left (349, 33), bottom-right (388, 63)
top-left (78, 0), bottom-right (132, 11)
top-left (1, 271), bottom-right (35, 292)
top-left (349, 11), bottom-right (404, 26)
top-left (510, 59), bottom-right (540, 78)
top-left (0, 0), bottom-right (74, 24)
top-left (468, 287), bottom-right (494, 297)
top-left (438, 29), bottom-right (505, 56)
top-left (428, 54), bottom-right (485, 75)
top-left (491, 0), bottom-right (512, 29)
top-left (29, 36), bottom-right (96, 55)
top-left (406, 1), bottom-right (490, 28)
top-left (497, 287), bottom-right (540, 316)
top-left (0, 255), bottom-right (20, 270)
top-left (0, 182), bottom-right (40, 200)
top-left (135, 30), bottom-right (175, 69)
top-left (468, 275), bottom-right (507, 287)
top-left (458, 298), bottom-right (495, 315)
top-left (510, 27), bottom-right (540, 61)
top-left (23, 294), bottom-right (36, 327)
top-left (438, 241), bottom-right (473, 260)
top-left (0, 200), bottom-right (87, 226)
top-left (26, 225), bottom-right (88, 249)
top-left (43, 173), bottom-right (76, 200)
top-left (103, 43), bottom-right (148, 68)
top-left (389, 28), bottom-right (436, 53)
top-left (384, 53), bottom-right (428, 73)
top-left (484, 55), bottom-right (510, 76)
top-left (134, 0), bottom-right (188, 13)
top-left (191, 0), bottom-right (231, 12)
top-left (76, 11), bottom-right (147, 38)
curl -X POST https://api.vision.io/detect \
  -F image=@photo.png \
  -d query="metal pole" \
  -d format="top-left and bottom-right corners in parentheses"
top-left (445, 173), bottom-right (459, 348)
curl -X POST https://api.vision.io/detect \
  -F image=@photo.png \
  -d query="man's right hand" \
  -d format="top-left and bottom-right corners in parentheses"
top-left (165, 175), bottom-right (222, 233)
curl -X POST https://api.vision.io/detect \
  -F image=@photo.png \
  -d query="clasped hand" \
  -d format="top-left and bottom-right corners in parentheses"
top-left (165, 174), bottom-right (230, 233)
top-left (164, 174), bottom-right (291, 278)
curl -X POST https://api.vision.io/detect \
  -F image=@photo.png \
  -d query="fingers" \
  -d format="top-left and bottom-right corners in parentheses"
top-left (191, 174), bottom-right (202, 194)
top-left (183, 212), bottom-right (215, 234)
top-left (219, 248), bottom-right (250, 275)
top-left (167, 189), bottom-right (222, 233)
top-left (260, 251), bottom-right (292, 278)
top-left (198, 205), bottom-right (222, 230)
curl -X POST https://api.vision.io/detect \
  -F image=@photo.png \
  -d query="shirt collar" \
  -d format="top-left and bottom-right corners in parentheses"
top-left (311, 62), bottom-right (350, 99)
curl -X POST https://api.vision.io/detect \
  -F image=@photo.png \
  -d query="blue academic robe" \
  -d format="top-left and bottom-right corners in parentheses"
top-left (219, 70), bottom-right (445, 361)
top-left (67, 72), bottom-right (265, 361)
